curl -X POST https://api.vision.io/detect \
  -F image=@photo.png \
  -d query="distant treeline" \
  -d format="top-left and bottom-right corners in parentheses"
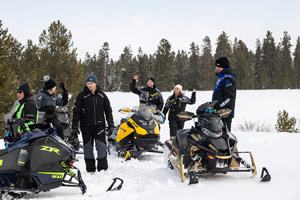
top-left (1, 20), bottom-right (300, 121)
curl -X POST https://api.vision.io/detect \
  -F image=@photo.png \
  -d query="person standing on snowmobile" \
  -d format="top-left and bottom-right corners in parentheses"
top-left (36, 76), bottom-right (68, 139)
top-left (72, 74), bottom-right (115, 174)
top-left (12, 82), bottom-right (38, 132)
top-left (163, 85), bottom-right (196, 138)
top-left (130, 75), bottom-right (164, 111)
top-left (212, 57), bottom-right (236, 132)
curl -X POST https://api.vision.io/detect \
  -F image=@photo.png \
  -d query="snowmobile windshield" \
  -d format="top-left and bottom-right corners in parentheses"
top-left (137, 105), bottom-right (155, 121)
top-left (198, 117), bottom-right (223, 138)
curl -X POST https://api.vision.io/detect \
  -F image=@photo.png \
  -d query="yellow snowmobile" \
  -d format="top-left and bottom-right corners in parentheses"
top-left (165, 101), bottom-right (271, 184)
top-left (109, 105), bottom-right (165, 160)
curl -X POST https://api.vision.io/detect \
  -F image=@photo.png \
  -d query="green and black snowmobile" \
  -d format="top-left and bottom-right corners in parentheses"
top-left (36, 110), bottom-right (83, 154)
top-left (165, 101), bottom-right (271, 184)
top-left (0, 119), bottom-right (87, 199)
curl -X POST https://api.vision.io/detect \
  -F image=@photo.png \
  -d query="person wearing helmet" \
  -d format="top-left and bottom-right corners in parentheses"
top-left (130, 75), bottom-right (164, 111)
top-left (163, 85), bottom-right (196, 138)
top-left (212, 57), bottom-right (236, 132)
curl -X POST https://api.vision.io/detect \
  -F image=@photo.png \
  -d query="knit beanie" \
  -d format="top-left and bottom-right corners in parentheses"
top-left (215, 57), bottom-right (230, 68)
top-left (174, 84), bottom-right (183, 93)
top-left (147, 76), bottom-right (155, 84)
top-left (44, 75), bottom-right (57, 90)
top-left (17, 82), bottom-right (30, 96)
top-left (85, 74), bottom-right (98, 85)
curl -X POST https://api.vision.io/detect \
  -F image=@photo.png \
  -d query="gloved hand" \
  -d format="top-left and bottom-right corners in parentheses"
top-left (60, 82), bottom-right (67, 91)
top-left (4, 133), bottom-right (14, 143)
top-left (106, 126), bottom-right (115, 137)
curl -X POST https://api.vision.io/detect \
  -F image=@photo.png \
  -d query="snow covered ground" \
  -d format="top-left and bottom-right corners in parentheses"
top-left (4, 89), bottom-right (300, 200)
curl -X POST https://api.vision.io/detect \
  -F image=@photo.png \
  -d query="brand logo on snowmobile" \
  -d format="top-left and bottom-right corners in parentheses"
top-left (40, 145), bottom-right (60, 155)
top-left (52, 174), bottom-right (63, 179)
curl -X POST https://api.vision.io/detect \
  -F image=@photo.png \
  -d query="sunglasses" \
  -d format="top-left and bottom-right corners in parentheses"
top-left (17, 90), bottom-right (23, 94)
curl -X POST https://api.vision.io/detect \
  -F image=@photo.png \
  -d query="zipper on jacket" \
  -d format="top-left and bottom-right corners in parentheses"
top-left (93, 96), bottom-right (97, 125)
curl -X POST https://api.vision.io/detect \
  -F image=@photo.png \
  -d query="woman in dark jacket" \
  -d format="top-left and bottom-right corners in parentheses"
top-left (36, 76), bottom-right (68, 138)
top-left (163, 85), bottom-right (196, 138)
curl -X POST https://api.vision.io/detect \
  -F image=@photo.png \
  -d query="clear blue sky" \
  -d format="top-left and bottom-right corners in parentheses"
top-left (1, 0), bottom-right (300, 60)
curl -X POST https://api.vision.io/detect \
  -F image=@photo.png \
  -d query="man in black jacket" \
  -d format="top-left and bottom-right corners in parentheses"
top-left (130, 75), bottom-right (164, 111)
top-left (163, 85), bottom-right (196, 138)
top-left (72, 74), bottom-right (114, 174)
top-left (212, 57), bottom-right (236, 132)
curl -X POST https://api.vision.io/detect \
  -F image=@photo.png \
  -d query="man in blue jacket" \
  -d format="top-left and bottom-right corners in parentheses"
top-left (212, 57), bottom-right (236, 132)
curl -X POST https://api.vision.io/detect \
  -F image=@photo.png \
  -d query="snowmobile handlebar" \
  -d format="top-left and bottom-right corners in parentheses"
top-left (177, 108), bottom-right (232, 121)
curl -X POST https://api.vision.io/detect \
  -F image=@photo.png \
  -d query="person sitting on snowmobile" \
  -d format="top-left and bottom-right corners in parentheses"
top-left (130, 75), bottom-right (164, 111)
top-left (36, 75), bottom-right (68, 139)
top-left (7, 82), bottom-right (38, 143)
top-left (163, 85), bottom-right (196, 138)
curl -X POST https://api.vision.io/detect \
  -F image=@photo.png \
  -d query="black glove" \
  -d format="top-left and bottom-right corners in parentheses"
top-left (4, 133), bottom-right (14, 143)
top-left (60, 82), bottom-right (67, 91)
top-left (106, 126), bottom-right (115, 137)
top-left (72, 128), bottom-right (79, 137)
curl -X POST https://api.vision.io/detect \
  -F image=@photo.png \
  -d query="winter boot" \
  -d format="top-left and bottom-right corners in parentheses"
top-left (97, 157), bottom-right (108, 172)
top-left (85, 158), bottom-right (96, 173)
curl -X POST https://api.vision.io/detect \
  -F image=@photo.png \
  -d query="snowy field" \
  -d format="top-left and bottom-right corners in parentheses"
top-left (3, 89), bottom-right (300, 200)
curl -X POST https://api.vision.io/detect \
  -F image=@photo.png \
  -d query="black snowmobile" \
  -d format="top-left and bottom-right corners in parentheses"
top-left (165, 101), bottom-right (271, 184)
top-left (36, 110), bottom-right (83, 154)
top-left (108, 105), bottom-right (165, 160)
top-left (0, 119), bottom-right (87, 199)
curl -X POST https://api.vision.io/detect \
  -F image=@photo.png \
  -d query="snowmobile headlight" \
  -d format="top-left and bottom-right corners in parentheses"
top-left (201, 127), bottom-right (222, 138)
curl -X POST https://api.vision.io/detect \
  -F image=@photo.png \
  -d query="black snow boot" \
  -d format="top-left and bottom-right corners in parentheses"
top-left (97, 157), bottom-right (108, 172)
top-left (85, 158), bottom-right (96, 172)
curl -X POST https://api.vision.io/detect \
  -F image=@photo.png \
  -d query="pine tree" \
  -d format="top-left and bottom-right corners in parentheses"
top-left (19, 40), bottom-right (41, 92)
top-left (38, 20), bottom-right (85, 111)
top-left (261, 31), bottom-right (279, 89)
top-left (119, 46), bottom-right (136, 91)
top-left (200, 36), bottom-right (214, 90)
top-left (293, 37), bottom-right (300, 88)
top-left (174, 50), bottom-right (188, 88)
top-left (214, 31), bottom-right (233, 60)
top-left (187, 42), bottom-right (201, 90)
top-left (279, 32), bottom-right (293, 88)
top-left (96, 42), bottom-right (110, 90)
top-left (254, 39), bottom-right (263, 89)
top-left (135, 47), bottom-right (150, 84)
top-left (233, 39), bottom-right (254, 89)
top-left (0, 21), bottom-right (19, 135)
top-left (154, 39), bottom-right (175, 91)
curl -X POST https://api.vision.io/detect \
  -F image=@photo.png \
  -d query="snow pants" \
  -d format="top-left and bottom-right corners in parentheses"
top-left (81, 125), bottom-right (108, 172)
top-left (222, 117), bottom-right (232, 132)
top-left (169, 119), bottom-right (185, 138)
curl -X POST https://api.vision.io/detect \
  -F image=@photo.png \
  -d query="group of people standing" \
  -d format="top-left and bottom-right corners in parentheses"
top-left (9, 56), bottom-right (236, 174)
